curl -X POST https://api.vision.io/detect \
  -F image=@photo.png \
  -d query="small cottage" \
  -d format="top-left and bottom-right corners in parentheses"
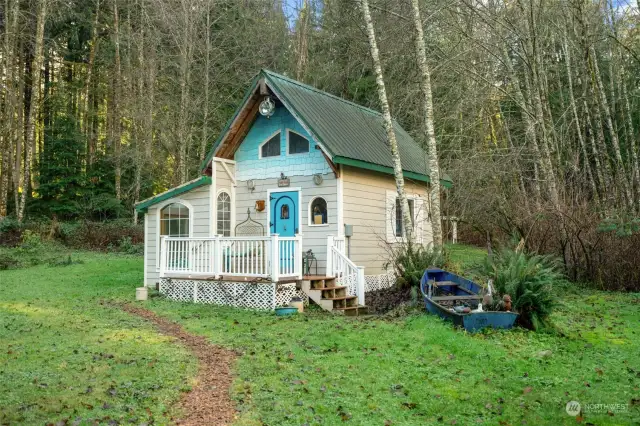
top-left (135, 70), bottom-right (451, 313)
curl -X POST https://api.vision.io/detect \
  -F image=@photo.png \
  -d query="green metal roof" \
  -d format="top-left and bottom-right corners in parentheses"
top-left (202, 70), bottom-right (452, 186)
top-left (135, 176), bottom-right (211, 213)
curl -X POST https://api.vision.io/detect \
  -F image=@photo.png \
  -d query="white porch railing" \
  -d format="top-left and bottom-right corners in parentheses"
top-left (326, 235), bottom-right (365, 305)
top-left (160, 234), bottom-right (302, 281)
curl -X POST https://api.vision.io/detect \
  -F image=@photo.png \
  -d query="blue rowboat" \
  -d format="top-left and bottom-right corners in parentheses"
top-left (420, 268), bottom-right (518, 333)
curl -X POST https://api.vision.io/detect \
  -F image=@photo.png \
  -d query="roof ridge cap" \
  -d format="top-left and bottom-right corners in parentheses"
top-left (261, 69), bottom-right (383, 117)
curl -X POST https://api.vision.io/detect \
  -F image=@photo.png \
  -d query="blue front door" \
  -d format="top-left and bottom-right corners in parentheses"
top-left (270, 191), bottom-right (299, 236)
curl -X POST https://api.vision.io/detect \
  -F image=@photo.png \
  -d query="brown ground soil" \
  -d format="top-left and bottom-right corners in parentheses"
top-left (121, 304), bottom-right (237, 426)
top-left (366, 286), bottom-right (412, 314)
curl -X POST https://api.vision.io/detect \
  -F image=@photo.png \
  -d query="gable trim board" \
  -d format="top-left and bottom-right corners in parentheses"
top-left (200, 69), bottom-right (453, 188)
top-left (135, 176), bottom-right (212, 213)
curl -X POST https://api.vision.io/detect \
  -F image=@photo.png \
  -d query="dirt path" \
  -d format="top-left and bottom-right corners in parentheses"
top-left (121, 304), bottom-right (237, 426)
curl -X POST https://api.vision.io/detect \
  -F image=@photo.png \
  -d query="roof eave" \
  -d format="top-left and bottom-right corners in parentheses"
top-left (333, 156), bottom-right (453, 188)
top-left (199, 74), bottom-right (262, 173)
top-left (135, 176), bottom-right (212, 213)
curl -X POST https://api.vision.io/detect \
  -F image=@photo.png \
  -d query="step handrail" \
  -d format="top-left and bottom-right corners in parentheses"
top-left (329, 244), bottom-right (365, 305)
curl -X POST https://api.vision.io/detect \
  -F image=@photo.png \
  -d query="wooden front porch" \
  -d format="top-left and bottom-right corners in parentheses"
top-left (160, 235), bottom-right (303, 282)
top-left (159, 235), bottom-right (367, 312)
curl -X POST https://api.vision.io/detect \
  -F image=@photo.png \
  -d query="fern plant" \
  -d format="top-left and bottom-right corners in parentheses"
top-left (385, 243), bottom-right (447, 288)
top-left (485, 248), bottom-right (562, 330)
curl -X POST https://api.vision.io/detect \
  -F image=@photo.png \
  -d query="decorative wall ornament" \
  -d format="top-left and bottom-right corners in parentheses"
top-left (277, 172), bottom-right (290, 187)
top-left (258, 96), bottom-right (275, 118)
top-left (313, 174), bottom-right (323, 185)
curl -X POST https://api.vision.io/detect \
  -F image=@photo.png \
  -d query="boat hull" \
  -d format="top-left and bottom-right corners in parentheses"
top-left (421, 268), bottom-right (518, 333)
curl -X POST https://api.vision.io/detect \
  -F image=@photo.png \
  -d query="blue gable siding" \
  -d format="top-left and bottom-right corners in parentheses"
top-left (234, 106), bottom-right (332, 181)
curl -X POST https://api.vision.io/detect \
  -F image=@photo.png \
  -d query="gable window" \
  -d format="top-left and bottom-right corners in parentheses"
top-left (217, 191), bottom-right (231, 236)
top-left (160, 203), bottom-right (190, 237)
top-left (260, 132), bottom-right (281, 158)
top-left (288, 130), bottom-right (309, 154)
top-left (309, 197), bottom-right (328, 225)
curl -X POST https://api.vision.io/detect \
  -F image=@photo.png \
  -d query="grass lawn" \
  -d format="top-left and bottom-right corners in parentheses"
top-left (1, 247), bottom-right (639, 425)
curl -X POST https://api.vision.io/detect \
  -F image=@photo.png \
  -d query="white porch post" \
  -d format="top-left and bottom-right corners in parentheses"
top-left (357, 266), bottom-right (365, 306)
top-left (213, 235), bottom-right (221, 277)
top-left (326, 235), bottom-right (334, 277)
top-left (295, 233), bottom-right (303, 279)
top-left (159, 236), bottom-right (167, 278)
top-left (271, 234), bottom-right (280, 282)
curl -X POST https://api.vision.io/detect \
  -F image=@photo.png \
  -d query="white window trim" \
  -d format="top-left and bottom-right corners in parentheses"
top-left (308, 196), bottom-right (329, 227)
top-left (266, 187), bottom-right (303, 236)
top-left (258, 130), bottom-right (282, 159)
top-left (385, 190), bottom-right (425, 244)
top-left (216, 189), bottom-right (232, 237)
top-left (155, 198), bottom-right (194, 270)
top-left (286, 128), bottom-right (310, 156)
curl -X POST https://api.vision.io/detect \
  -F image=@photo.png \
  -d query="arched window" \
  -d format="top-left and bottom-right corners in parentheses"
top-left (309, 197), bottom-right (327, 225)
top-left (288, 130), bottom-right (309, 154)
top-left (160, 203), bottom-right (190, 237)
top-left (217, 191), bottom-right (231, 236)
top-left (260, 132), bottom-right (281, 158)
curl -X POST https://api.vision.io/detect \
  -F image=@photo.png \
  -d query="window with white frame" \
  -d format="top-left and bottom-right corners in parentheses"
top-left (260, 132), bottom-right (281, 158)
top-left (288, 130), bottom-right (309, 154)
top-left (395, 198), bottom-right (415, 237)
top-left (217, 191), bottom-right (231, 236)
top-left (160, 203), bottom-right (190, 237)
top-left (309, 197), bottom-right (328, 225)
top-left (386, 190), bottom-right (424, 243)
top-left (158, 202), bottom-right (190, 269)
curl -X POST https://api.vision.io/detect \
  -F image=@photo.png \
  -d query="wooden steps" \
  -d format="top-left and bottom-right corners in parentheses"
top-left (301, 276), bottom-right (367, 316)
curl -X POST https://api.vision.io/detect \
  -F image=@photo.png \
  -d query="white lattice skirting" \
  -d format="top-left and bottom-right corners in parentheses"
top-left (159, 278), bottom-right (307, 310)
top-left (364, 272), bottom-right (396, 292)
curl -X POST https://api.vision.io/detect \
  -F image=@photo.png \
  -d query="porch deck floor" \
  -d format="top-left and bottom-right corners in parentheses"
top-left (163, 273), bottom-right (299, 284)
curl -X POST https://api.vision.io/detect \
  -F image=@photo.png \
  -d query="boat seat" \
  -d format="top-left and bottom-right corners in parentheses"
top-left (434, 281), bottom-right (458, 287)
top-left (431, 295), bottom-right (482, 301)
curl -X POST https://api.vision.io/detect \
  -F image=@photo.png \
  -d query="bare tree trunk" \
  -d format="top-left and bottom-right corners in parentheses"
top-left (359, 0), bottom-right (413, 242)
top-left (562, 28), bottom-right (597, 200)
top-left (409, 0), bottom-right (442, 247)
top-left (589, 46), bottom-right (632, 208)
top-left (200, 3), bottom-right (211, 161)
top-left (18, 0), bottom-right (47, 222)
top-left (113, 0), bottom-right (122, 200)
top-left (502, 45), bottom-right (541, 205)
top-left (0, 0), bottom-right (19, 218)
top-left (177, 0), bottom-right (193, 184)
top-left (295, 0), bottom-right (310, 81)
top-left (85, 0), bottom-right (100, 167)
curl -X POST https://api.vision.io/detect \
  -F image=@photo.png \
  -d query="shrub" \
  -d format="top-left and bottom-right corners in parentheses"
top-left (62, 219), bottom-right (143, 251)
top-left (0, 252), bottom-right (19, 270)
top-left (0, 217), bottom-right (23, 247)
top-left (385, 243), bottom-right (447, 288)
top-left (485, 247), bottom-right (562, 330)
top-left (116, 236), bottom-right (144, 255)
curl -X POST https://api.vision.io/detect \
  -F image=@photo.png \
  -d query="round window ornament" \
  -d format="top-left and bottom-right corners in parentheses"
top-left (313, 174), bottom-right (323, 185)
top-left (259, 96), bottom-right (275, 118)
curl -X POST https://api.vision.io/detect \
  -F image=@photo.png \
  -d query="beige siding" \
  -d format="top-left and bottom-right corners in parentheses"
top-left (235, 173), bottom-right (338, 274)
top-left (144, 183), bottom-right (211, 286)
top-left (342, 166), bottom-right (433, 275)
